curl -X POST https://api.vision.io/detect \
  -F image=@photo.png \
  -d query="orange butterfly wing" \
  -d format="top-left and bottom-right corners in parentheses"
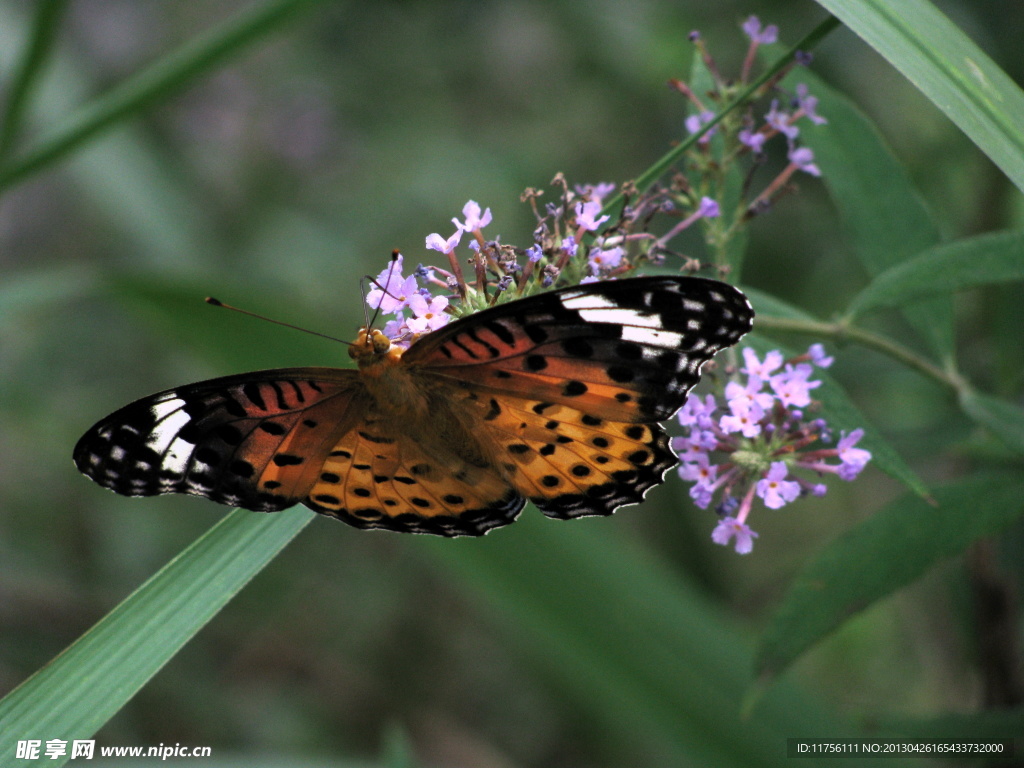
top-left (405, 276), bottom-right (753, 520)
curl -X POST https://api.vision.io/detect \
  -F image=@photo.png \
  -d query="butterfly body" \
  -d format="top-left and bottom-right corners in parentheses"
top-left (75, 276), bottom-right (753, 536)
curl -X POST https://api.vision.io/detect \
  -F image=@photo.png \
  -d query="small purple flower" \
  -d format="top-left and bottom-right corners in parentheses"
top-left (575, 200), bottom-right (610, 232)
top-left (405, 293), bottom-right (450, 334)
top-left (678, 393), bottom-right (717, 428)
top-left (720, 399), bottom-right (765, 438)
top-left (697, 196), bottom-right (720, 218)
top-left (425, 228), bottom-right (464, 254)
top-left (795, 83), bottom-right (827, 125)
top-left (526, 244), bottom-right (544, 263)
top-left (381, 313), bottom-right (407, 343)
top-left (770, 363), bottom-right (820, 408)
top-left (712, 516), bottom-right (759, 554)
top-left (756, 462), bottom-right (801, 509)
top-left (742, 15), bottom-right (778, 45)
top-left (454, 200), bottom-right (492, 232)
top-left (685, 110), bottom-right (717, 143)
top-left (575, 181), bottom-right (616, 203)
top-left (808, 343), bottom-right (834, 368)
top-left (725, 378), bottom-right (774, 413)
top-left (837, 429), bottom-right (872, 480)
top-left (739, 128), bottom-right (767, 152)
top-left (366, 256), bottom-right (419, 314)
top-left (789, 146), bottom-right (821, 177)
top-left (742, 348), bottom-right (783, 379)
top-left (587, 244), bottom-right (624, 273)
top-left (562, 234), bottom-right (578, 256)
top-left (765, 100), bottom-right (799, 140)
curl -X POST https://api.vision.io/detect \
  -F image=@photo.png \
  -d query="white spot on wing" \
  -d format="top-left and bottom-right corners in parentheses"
top-left (682, 298), bottom-right (706, 312)
top-left (162, 438), bottom-right (192, 476)
top-left (561, 293), bottom-right (617, 310)
top-left (148, 407), bottom-right (191, 454)
top-left (150, 396), bottom-right (185, 420)
top-left (621, 326), bottom-right (685, 347)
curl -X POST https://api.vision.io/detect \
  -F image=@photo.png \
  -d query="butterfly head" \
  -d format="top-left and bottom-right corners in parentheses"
top-left (349, 327), bottom-right (402, 368)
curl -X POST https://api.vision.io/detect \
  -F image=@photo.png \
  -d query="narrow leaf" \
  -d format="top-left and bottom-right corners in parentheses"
top-left (756, 472), bottom-right (1024, 683)
top-left (848, 229), bottom-right (1024, 316)
top-left (960, 388), bottom-right (1024, 455)
top-left (0, 509), bottom-right (313, 768)
top-left (0, 0), bottom-right (321, 192)
top-left (0, 0), bottom-right (69, 159)
top-left (813, 0), bottom-right (1024, 194)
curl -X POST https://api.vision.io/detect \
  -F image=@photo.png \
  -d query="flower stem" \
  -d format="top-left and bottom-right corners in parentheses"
top-left (754, 315), bottom-right (965, 393)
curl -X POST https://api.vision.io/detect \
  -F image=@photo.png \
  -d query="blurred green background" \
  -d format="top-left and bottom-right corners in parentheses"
top-left (2, 1), bottom-right (1022, 766)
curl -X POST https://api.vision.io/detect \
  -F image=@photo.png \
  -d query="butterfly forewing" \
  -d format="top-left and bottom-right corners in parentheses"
top-left (406, 276), bottom-right (753, 422)
top-left (74, 369), bottom-right (365, 512)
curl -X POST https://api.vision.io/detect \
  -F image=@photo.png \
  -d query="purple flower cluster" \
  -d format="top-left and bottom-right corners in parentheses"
top-left (674, 345), bottom-right (871, 554)
top-left (366, 181), bottom-right (723, 341)
top-left (679, 15), bottom-right (827, 218)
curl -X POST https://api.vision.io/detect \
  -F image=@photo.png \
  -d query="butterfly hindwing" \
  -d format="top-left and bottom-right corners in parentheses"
top-left (405, 276), bottom-right (754, 423)
top-left (73, 368), bottom-right (366, 512)
top-left (304, 408), bottom-right (525, 536)
top-left (464, 393), bottom-right (677, 519)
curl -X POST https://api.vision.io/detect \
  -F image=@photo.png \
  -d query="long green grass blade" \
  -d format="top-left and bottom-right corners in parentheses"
top-left (0, 0), bottom-right (68, 159)
top-left (814, 0), bottom-right (1024, 193)
top-left (0, 0), bottom-right (322, 193)
top-left (0, 508), bottom-right (314, 768)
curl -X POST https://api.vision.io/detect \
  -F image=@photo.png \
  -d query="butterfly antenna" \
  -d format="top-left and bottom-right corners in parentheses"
top-left (205, 297), bottom-right (353, 346)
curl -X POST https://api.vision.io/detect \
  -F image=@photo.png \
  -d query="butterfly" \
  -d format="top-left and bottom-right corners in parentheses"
top-left (74, 276), bottom-right (753, 536)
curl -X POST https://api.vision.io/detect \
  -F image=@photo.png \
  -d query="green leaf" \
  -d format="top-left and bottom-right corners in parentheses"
top-left (755, 472), bottom-right (1024, 683)
top-left (796, 69), bottom-right (952, 359)
top-left (0, 509), bottom-right (313, 768)
top-left (742, 287), bottom-right (930, 499)
top-left (960, 388), bottom-right (1024, 455)
top-left (813, 0), bottom-right (1024, 194)
top-left (848, 229), bottom-right (1024, 317)
top-left (0, 0), bottom-right (322, 192)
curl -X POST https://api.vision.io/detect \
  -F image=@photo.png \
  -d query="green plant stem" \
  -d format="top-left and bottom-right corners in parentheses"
top-left (755, 314), bottom-right (966, 392)
top-left (0, 0), bottom-right (69, 160)
top-left (0, 0), bottom-right (322, 194)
